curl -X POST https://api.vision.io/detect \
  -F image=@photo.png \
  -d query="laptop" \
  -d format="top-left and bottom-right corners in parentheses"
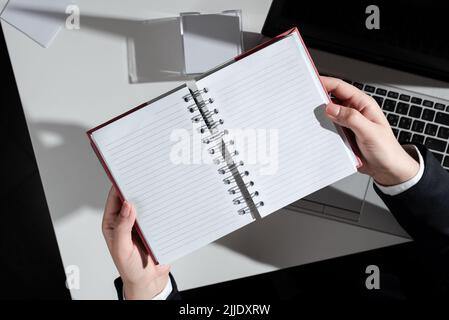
top-left (262, 0), bottom-right (449, 237)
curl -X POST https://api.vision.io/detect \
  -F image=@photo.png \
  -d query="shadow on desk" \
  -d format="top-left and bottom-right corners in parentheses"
top-left (215, 200), bottom-right (392, 270)
top-left (28, 121), bottom-right (110, 220)
top-left (9, 6), bottom-right (264, 84)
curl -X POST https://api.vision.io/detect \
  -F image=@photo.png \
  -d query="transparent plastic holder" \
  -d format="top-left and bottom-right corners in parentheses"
top-left (180, 10), bottom-right (243, 75)
top-left (126, 11), bottom-right (243, 83)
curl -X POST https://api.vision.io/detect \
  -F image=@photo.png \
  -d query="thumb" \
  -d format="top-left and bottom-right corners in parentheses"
top-left (325, 103), bottom-right (375, 138)
top-left (114, 201), bottom-right (136, 253)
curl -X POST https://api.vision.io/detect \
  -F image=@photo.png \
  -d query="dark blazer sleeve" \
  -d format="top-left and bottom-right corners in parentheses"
top-left (373, 144), bottom-right (449, 295)
top-left (114, 273), bottom-right (181, 300)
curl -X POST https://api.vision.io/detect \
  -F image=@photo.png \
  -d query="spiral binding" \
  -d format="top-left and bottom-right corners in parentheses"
top-left (238, 202), bottom-right (264, 216)
top-left (218, 160), bottom-right (244, 175)
top-left (202, 130), bottom-right (228, 144)
top-left (183, 88), bottom-right (208, 102)
top-left (223, 170), bottom-right (249, 184)
top-left (200, 118), bottom-right (223, 133)
top-left (182, 87), bottom-right (262, 216)
top-left (213, 150), bottom-right (238, 165)
top-left (228, 181), bottom-right (254, 194)
top-left (233, 191), bottom-right (259, 205)
top-left (208, 139), bottom-right (233, 155)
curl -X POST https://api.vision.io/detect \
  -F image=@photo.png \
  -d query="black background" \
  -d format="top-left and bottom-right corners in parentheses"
top-left (262, 0), bottom-right (449, 82)
top-left (0, 24), bottom-right (71, 300)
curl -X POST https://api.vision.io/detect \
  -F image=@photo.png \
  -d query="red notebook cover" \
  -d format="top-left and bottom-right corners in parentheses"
top-left (87, 27), bottom-right (361, 264)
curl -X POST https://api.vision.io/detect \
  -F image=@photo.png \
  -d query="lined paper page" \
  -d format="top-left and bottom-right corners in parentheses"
top-left (197, 34), bottom-right (358, 218)
top-left (91, 86), bottom-right (253, 263)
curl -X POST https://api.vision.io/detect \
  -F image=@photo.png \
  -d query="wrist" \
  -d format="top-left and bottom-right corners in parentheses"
top-left (123, 277), bottom-right (168, 300)
top-left (373, 148), bottom-right (420, 186)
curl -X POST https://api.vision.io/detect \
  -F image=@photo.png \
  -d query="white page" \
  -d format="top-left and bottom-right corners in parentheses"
top-left (197, 34), bottom-right (358, 218)
top-left (91, 86), bottom-right (253, 264)
top-left (1, 0), bottom-right (70, 48)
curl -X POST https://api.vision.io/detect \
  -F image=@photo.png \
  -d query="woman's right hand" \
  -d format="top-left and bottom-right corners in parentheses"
top-left (320, 76), bottom-right (420, 186)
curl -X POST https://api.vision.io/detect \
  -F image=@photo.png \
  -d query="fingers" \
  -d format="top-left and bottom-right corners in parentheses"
top-left (104, 187), bottom-right (121, 216)
top-left (320, 76), bottom-right (385, 124)
top-left (325, 102), bottom-right (376, 138)
top-left (114, 201), bottom-right (137, 255)
top-left (102, 187), bottom-right (122, 234)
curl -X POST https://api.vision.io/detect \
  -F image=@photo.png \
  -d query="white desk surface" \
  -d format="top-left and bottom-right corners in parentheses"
top-left (6, 0), bottom-right (442, 299)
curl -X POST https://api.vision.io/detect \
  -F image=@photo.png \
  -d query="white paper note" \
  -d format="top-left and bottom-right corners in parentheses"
top-left (1, 0), bottom-right (71, 47)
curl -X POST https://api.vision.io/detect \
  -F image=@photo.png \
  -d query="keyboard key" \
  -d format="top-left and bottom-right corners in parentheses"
top-left (438, 126), bottom-right (449, 139)
top-left (425, 123), bottom-right (438, 136)
top-left (364, 85), bottom-right (375, 93)
top-left (444, 156), bottom-right (449, 168)
top-left (372, 95), bottom-right (384, 106)
top-left (383, 99), bottom-right (396, 111)
top-left (399, 94), bottom-right (410, 102)
top-left (447, 105), bottom-right (449, 112)
top-left (396, 102), bottom-right (409, 115)
top-left (422, 109), bottom-right (435, 121)
top-left (398, 131), bottom-right (412, 144)
top-left (387, 91), bottom-right (399, 99)
top-left (399, 117), bottom-right (412, 129)
top-left (353, 82), bottom-right (364, 90)
top-left (433, 153), bottom-right (444, 163)
top-left (423, 100), bottom-right (434, 108)
top-left (411, 97), bottom-right (422, 104)
top-left (425, 137), bottom-right (447, 152)
top-left (435, 112), bottom-right (449, 126)
top-left (411, 134), bottom-right (425, 144)
top-left (392, 128), bottom-right (399, 137)
top-left (343, 79), bottom-right (352, 84)
top-left (435, 103), bottom-right (446, 110)
top-left (375, 88), bottom-right (387, 96)
top-left (387, 114), bottom-right (399, 127)
top-left (409, 105), bottom-right (423, 118)
top-left (412, 120), bottom-right (425, 133)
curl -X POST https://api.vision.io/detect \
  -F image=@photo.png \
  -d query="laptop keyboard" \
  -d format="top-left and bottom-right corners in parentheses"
top-left (326, 76), bottom-right (449, 173)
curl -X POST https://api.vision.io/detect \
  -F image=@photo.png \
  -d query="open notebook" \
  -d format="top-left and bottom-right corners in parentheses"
top-left (88, 28), bottom-right (359, 264)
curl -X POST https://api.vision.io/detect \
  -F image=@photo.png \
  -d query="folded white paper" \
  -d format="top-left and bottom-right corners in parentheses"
top-left (1, 0), bottom-right (71, 47)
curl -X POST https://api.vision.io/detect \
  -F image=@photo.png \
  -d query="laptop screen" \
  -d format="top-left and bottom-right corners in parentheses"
top-left (262, 0), bottom-right (449, 82)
